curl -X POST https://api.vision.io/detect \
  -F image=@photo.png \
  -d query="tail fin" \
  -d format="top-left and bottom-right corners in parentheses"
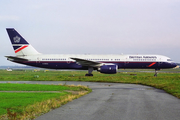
top-left (6, 28), bottom-right (40, 56)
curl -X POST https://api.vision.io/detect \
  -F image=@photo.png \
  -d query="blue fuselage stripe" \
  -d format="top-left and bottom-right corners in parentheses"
top-left (13, 61), bottom-right (176, 70)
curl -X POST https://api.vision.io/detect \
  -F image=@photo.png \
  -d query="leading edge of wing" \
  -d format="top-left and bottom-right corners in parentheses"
top-left (70, 57), bottom-right (102, 67)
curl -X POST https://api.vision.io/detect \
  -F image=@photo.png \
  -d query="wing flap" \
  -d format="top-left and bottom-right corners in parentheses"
top-left (71, 57), bottom-right (102, 67)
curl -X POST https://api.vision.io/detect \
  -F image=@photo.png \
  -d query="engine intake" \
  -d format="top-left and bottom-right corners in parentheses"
top-left (98, 64), bottom-right (117, 74)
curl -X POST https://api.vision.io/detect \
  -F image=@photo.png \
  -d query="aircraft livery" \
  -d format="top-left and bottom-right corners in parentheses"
top-left (5, 28), bottom-right (177, 76)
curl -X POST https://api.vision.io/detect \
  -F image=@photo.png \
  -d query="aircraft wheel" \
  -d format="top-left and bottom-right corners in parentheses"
top-left (85, 74), bottom-right (93, 76)
top-left (154, 69), bottom-right (158, 77)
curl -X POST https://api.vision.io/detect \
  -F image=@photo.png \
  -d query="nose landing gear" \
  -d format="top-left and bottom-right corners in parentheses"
top-left (154, 69), bottom-right (160, 77)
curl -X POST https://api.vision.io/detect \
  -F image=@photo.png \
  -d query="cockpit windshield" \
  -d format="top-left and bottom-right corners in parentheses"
top-left (167, 59), bottom-right (173, 61)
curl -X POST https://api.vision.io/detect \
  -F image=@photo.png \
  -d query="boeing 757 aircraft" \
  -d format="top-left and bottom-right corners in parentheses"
top-left (5, 28), bottom-right (177, 76)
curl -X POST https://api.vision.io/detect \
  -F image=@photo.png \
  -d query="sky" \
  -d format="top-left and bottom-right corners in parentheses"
top-left (0, 0), bottom-right (180, 66)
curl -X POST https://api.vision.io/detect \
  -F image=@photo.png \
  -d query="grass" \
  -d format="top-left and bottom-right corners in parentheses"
top-left (0, 92), bottom-right (67, 115)
top-left (0, 69), bottom-right (180, 98)
top-left (0, 69), bottom-right (179, 81)
top-left (0, 83), bottom-right (86, 91)
top-left (0, 69), bottom-right (180, 119)
top-left (0, 83), bottom-right (91, 119)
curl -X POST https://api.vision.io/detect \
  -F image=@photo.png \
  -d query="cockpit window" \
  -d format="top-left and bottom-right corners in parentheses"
top-left (167, 59), bottom-right (173, 61)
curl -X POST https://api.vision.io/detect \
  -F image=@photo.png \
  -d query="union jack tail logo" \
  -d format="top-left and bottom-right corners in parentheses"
top-left (6, 28), bottom-right (40, 56)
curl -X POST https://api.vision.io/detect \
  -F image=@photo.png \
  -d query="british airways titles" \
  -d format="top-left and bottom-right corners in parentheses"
top-left (129, 56), bottom-right (157, 61)
top-left (129, 56), bottom-right (157, 59)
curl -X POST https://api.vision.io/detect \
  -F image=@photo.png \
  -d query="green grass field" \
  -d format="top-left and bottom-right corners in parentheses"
top-left (0, 69), bottom-right (179, 119)
top-left (0, 92), bottom-right (67, 115)
top-left (0, 83), bottom-right (90, 119)
top-left (0, 69), bottom-right (179, 98)
top-left (0, 83), bottom-right (86, 91)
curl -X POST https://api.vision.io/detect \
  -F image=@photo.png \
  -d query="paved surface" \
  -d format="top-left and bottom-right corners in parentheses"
top-left (1, 81), bottom-right (180, 120)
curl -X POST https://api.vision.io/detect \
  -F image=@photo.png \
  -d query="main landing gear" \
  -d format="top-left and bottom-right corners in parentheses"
top-left (85, 67), bottom-right (93, 76)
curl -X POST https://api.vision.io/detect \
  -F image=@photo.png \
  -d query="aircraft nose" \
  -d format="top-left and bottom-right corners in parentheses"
top-left (171, 63), bottom-right (177, 68)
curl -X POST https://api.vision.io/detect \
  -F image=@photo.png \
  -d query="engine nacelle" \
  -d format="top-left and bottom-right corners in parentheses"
top-left (98, 64), bottom-right (118, 74)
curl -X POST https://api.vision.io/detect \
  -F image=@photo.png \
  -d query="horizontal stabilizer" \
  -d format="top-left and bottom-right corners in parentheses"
top-left (5, 56), bottom-right (29, 61)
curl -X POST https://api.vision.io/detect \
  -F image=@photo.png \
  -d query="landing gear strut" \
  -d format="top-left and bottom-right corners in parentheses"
top-left (154, 69), bottom-right (159, 77)
top-left (85, 67), bottom-right (93, 76)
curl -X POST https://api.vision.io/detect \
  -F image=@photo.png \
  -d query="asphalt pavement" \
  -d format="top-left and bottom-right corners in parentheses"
top-left (1, 81), bottom-right (180, 120)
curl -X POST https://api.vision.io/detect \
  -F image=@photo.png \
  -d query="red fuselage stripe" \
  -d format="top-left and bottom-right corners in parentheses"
top-left (148, 62), bottom-right (156, 67)
top-left (15, 45), bottom-right (28, 53)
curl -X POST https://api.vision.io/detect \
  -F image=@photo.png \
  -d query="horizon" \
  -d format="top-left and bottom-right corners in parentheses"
top-left (1, 0), bottom-right (180, 65)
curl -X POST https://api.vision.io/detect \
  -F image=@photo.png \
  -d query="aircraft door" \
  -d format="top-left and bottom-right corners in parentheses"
top-left (67, 58), bottom-right (71, 64)
top-left (36, 57), bottom-right (40, 65)
top-left (124, 58), bottom-right (129, 67)
top-left (158, 58), bottom-right (162, 66)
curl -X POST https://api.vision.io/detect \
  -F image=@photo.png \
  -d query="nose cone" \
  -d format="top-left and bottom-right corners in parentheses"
top-left (171, 63), bottom-right (177, 68)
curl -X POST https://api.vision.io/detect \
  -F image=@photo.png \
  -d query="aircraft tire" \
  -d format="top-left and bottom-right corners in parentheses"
top-left (85, 74), bottom-right (93, 76)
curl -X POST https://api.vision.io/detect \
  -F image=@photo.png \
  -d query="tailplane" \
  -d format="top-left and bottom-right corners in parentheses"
top-left (6, 28), bottom-right (40, 56)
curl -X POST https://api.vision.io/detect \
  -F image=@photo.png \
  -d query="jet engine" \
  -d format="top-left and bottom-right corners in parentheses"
top-left (98, 64), bottom-right (118, 74)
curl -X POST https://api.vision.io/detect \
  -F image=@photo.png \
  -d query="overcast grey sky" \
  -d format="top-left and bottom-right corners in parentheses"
top-left (0, 0), bottom-right (180, 66)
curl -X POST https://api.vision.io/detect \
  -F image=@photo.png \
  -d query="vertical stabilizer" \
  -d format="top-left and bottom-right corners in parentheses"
top-left (6, 28), bottom-right (40, 56)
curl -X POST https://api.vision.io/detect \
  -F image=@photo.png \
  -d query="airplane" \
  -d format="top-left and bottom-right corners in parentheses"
top-left (5, 28), bottom-right (177, 76)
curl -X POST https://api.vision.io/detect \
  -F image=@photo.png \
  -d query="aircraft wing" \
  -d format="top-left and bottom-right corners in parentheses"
top-left (5, 56), bottom-right (29, 61)
top-left (71, 57), bottom-right (102, 67)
